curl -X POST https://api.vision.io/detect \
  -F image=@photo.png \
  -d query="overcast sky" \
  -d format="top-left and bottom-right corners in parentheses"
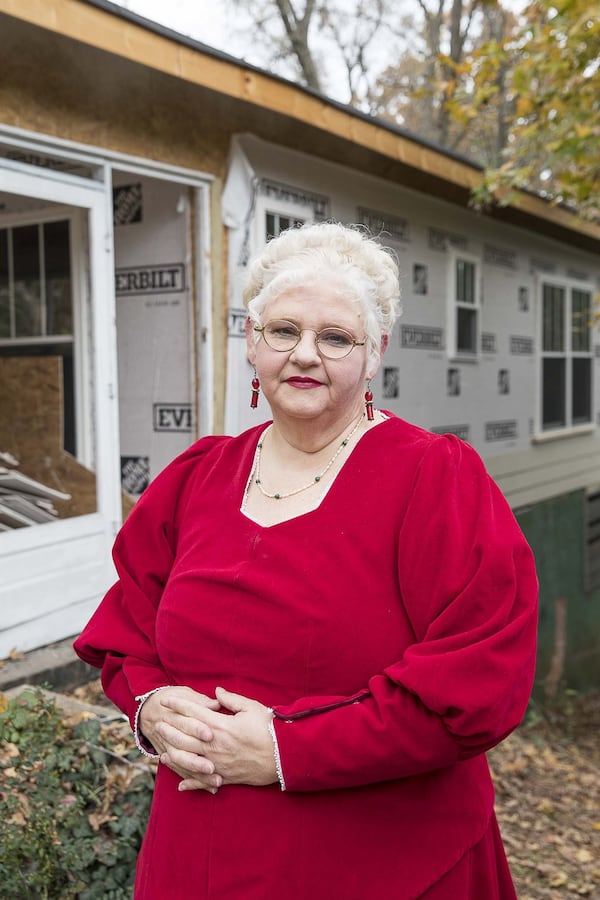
top-left (109, 0), bottom-right (245, 52)
top-left (107, 0), bottom-right (527, 48)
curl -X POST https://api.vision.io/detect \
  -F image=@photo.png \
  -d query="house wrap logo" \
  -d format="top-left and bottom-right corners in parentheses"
top-left (113, 183), bottom-right (143, 225)
top-left (115, 264), bottom-right (185, 296)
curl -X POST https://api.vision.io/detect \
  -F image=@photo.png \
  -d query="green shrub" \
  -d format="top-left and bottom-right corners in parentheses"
top-left (0, 687), bottom-right (153, 899)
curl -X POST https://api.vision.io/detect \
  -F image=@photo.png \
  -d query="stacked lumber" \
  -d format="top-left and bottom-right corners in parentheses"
top-left (0, 451), bottom-right (70, 531)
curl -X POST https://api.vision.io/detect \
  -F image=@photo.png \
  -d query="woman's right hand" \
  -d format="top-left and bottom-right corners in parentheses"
top-left (138, 686), bottom-right (222, 792)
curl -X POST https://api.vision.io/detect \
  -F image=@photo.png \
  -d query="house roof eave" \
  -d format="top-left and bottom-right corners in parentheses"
top-left (1, 0), bottom-right (599, 252)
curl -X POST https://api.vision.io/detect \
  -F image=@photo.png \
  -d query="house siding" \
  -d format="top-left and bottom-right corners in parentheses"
top-left (223, 136), bottom-right (600, 690)
top-left (516, 492), bottom-right (600, 694)
top-left (225, 136), bottom-right (600, 471)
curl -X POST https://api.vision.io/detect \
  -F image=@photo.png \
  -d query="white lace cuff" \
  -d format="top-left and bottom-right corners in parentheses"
top-left (133, 686), bottom-right (172, 758)
top-left (267, 713), bottom-right (286, 791)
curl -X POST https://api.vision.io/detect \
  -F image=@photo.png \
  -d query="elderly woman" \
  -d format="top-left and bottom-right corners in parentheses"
top-left (75, 222), bottom-right (538, 899)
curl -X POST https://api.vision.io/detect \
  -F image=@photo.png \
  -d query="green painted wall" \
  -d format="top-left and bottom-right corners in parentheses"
top-left (516, 490), bottom-right (600, 697)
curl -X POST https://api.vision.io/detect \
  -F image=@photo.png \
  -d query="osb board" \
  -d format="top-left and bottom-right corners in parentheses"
top-left (0, 355), bottom-right (96, 519)
top-left (0, 14), bottom-right (230, 178)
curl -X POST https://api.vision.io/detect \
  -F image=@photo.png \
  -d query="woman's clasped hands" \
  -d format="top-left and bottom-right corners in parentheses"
top-left (138, 685), bottom-right (278, 793)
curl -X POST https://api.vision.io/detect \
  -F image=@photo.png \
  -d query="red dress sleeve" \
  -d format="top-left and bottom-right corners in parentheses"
top-left (73, 436), bottom-right (225, 728)
top-left (272, 434), bottom-right (539, 791)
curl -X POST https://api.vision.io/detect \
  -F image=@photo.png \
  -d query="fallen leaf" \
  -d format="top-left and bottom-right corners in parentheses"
top-left (537, 798), bottom-right (555, 815)
top-left (88, 811), bottom-right (116, 832)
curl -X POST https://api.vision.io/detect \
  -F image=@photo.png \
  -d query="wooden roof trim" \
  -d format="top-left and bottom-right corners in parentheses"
top-left (2, 0), bottom-right (600, 244)
top-left (5, 0), bottom-right (473, 185)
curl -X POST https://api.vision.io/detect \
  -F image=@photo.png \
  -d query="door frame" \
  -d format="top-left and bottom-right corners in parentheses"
top-left (0, 158), bottom-right (121, 534)
top-left (0, 151), bottom-right (119, 655)
top-left (0, 126), bottom-right (214, 655)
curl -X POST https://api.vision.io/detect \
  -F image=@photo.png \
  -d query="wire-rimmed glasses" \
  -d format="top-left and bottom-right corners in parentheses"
top-left (254, 319), bottom-right (366, 360)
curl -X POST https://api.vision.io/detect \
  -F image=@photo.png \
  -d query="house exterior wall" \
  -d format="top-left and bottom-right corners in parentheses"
top-left (113, 172), bottom-right (195, 493)
top-left (224, 137), bottom-right (600, 505)
top-left (224, 136), bottom-right (600, 690)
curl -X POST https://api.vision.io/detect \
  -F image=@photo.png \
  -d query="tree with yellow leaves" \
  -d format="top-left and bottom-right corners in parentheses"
top-left (453, 0), bottom-right (600, 218)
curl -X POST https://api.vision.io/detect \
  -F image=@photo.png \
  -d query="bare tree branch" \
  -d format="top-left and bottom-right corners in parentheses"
top-left (321, 0), bottom-right (388, 106)
top-left (227, 0), bottom-right (516, 168)
top-left (274, 0), bottom-right (323, 90)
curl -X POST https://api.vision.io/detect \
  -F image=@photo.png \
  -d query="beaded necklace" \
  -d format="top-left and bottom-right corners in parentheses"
top-left (251, 413), bottom-right (365, 500)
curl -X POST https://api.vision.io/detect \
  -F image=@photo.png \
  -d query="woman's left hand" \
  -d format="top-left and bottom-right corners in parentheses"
top-left (158, 686), bottom-right (278, 791)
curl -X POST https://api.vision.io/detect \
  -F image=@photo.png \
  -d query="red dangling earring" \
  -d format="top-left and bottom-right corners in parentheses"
top-left (250, 370), bottom-right (260, 409)
top-left (364, 380), bottom-right (374, 421)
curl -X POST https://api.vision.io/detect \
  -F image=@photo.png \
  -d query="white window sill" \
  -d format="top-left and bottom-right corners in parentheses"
top-left (532, 424), bottom-right (596, 444)
top-left (447, 353), bottom-right (480, 364)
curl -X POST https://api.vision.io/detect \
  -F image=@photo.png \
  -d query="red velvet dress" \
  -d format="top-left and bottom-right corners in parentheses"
top-left (74, 416), bottom-right (538, 899)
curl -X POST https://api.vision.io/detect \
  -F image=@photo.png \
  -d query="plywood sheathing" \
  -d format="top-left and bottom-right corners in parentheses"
top-left (0, 356), bottom-right (135, 520)
top-left (1, 0), bottom-right (599, 253)
top-left (0, 15), bottom-right (231, 177)
top-left (0, 356), bottom-right (97, 519)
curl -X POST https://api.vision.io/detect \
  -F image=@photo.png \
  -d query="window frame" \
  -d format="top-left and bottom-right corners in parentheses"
top-left (0, 152), bottom-right (121, 540)
top-left (535, 275), bottom-right (595, 439)
top-left (446, 250), bottom-right (481, 362)
top-left (0, 205), bottom-right (90, 464)
top-left (253, 194), bottom-right (313, 250)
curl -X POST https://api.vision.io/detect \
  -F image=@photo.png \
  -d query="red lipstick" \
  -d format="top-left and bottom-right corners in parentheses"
top-left (285, 377), bottom-right (322, 389)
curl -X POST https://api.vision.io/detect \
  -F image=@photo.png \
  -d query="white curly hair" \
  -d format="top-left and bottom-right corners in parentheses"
top-left (243, 222), bottom-right (402, 368)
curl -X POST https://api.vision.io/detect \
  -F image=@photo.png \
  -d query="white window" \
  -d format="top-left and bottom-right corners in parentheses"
top-left (265, 210), bottom-right (306, 242)
top-left (447, 252), bottom-right (481, 359)
top-left (540, 279), bottom-right (593, 432)
top-left (254, 186), bottom-right (316, 250)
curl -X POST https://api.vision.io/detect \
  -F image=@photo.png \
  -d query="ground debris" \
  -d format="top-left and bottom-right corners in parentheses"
top-left (71, 681), bottom-right (599, 899)
top-left (490, 691), bottom-right (600, 900)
